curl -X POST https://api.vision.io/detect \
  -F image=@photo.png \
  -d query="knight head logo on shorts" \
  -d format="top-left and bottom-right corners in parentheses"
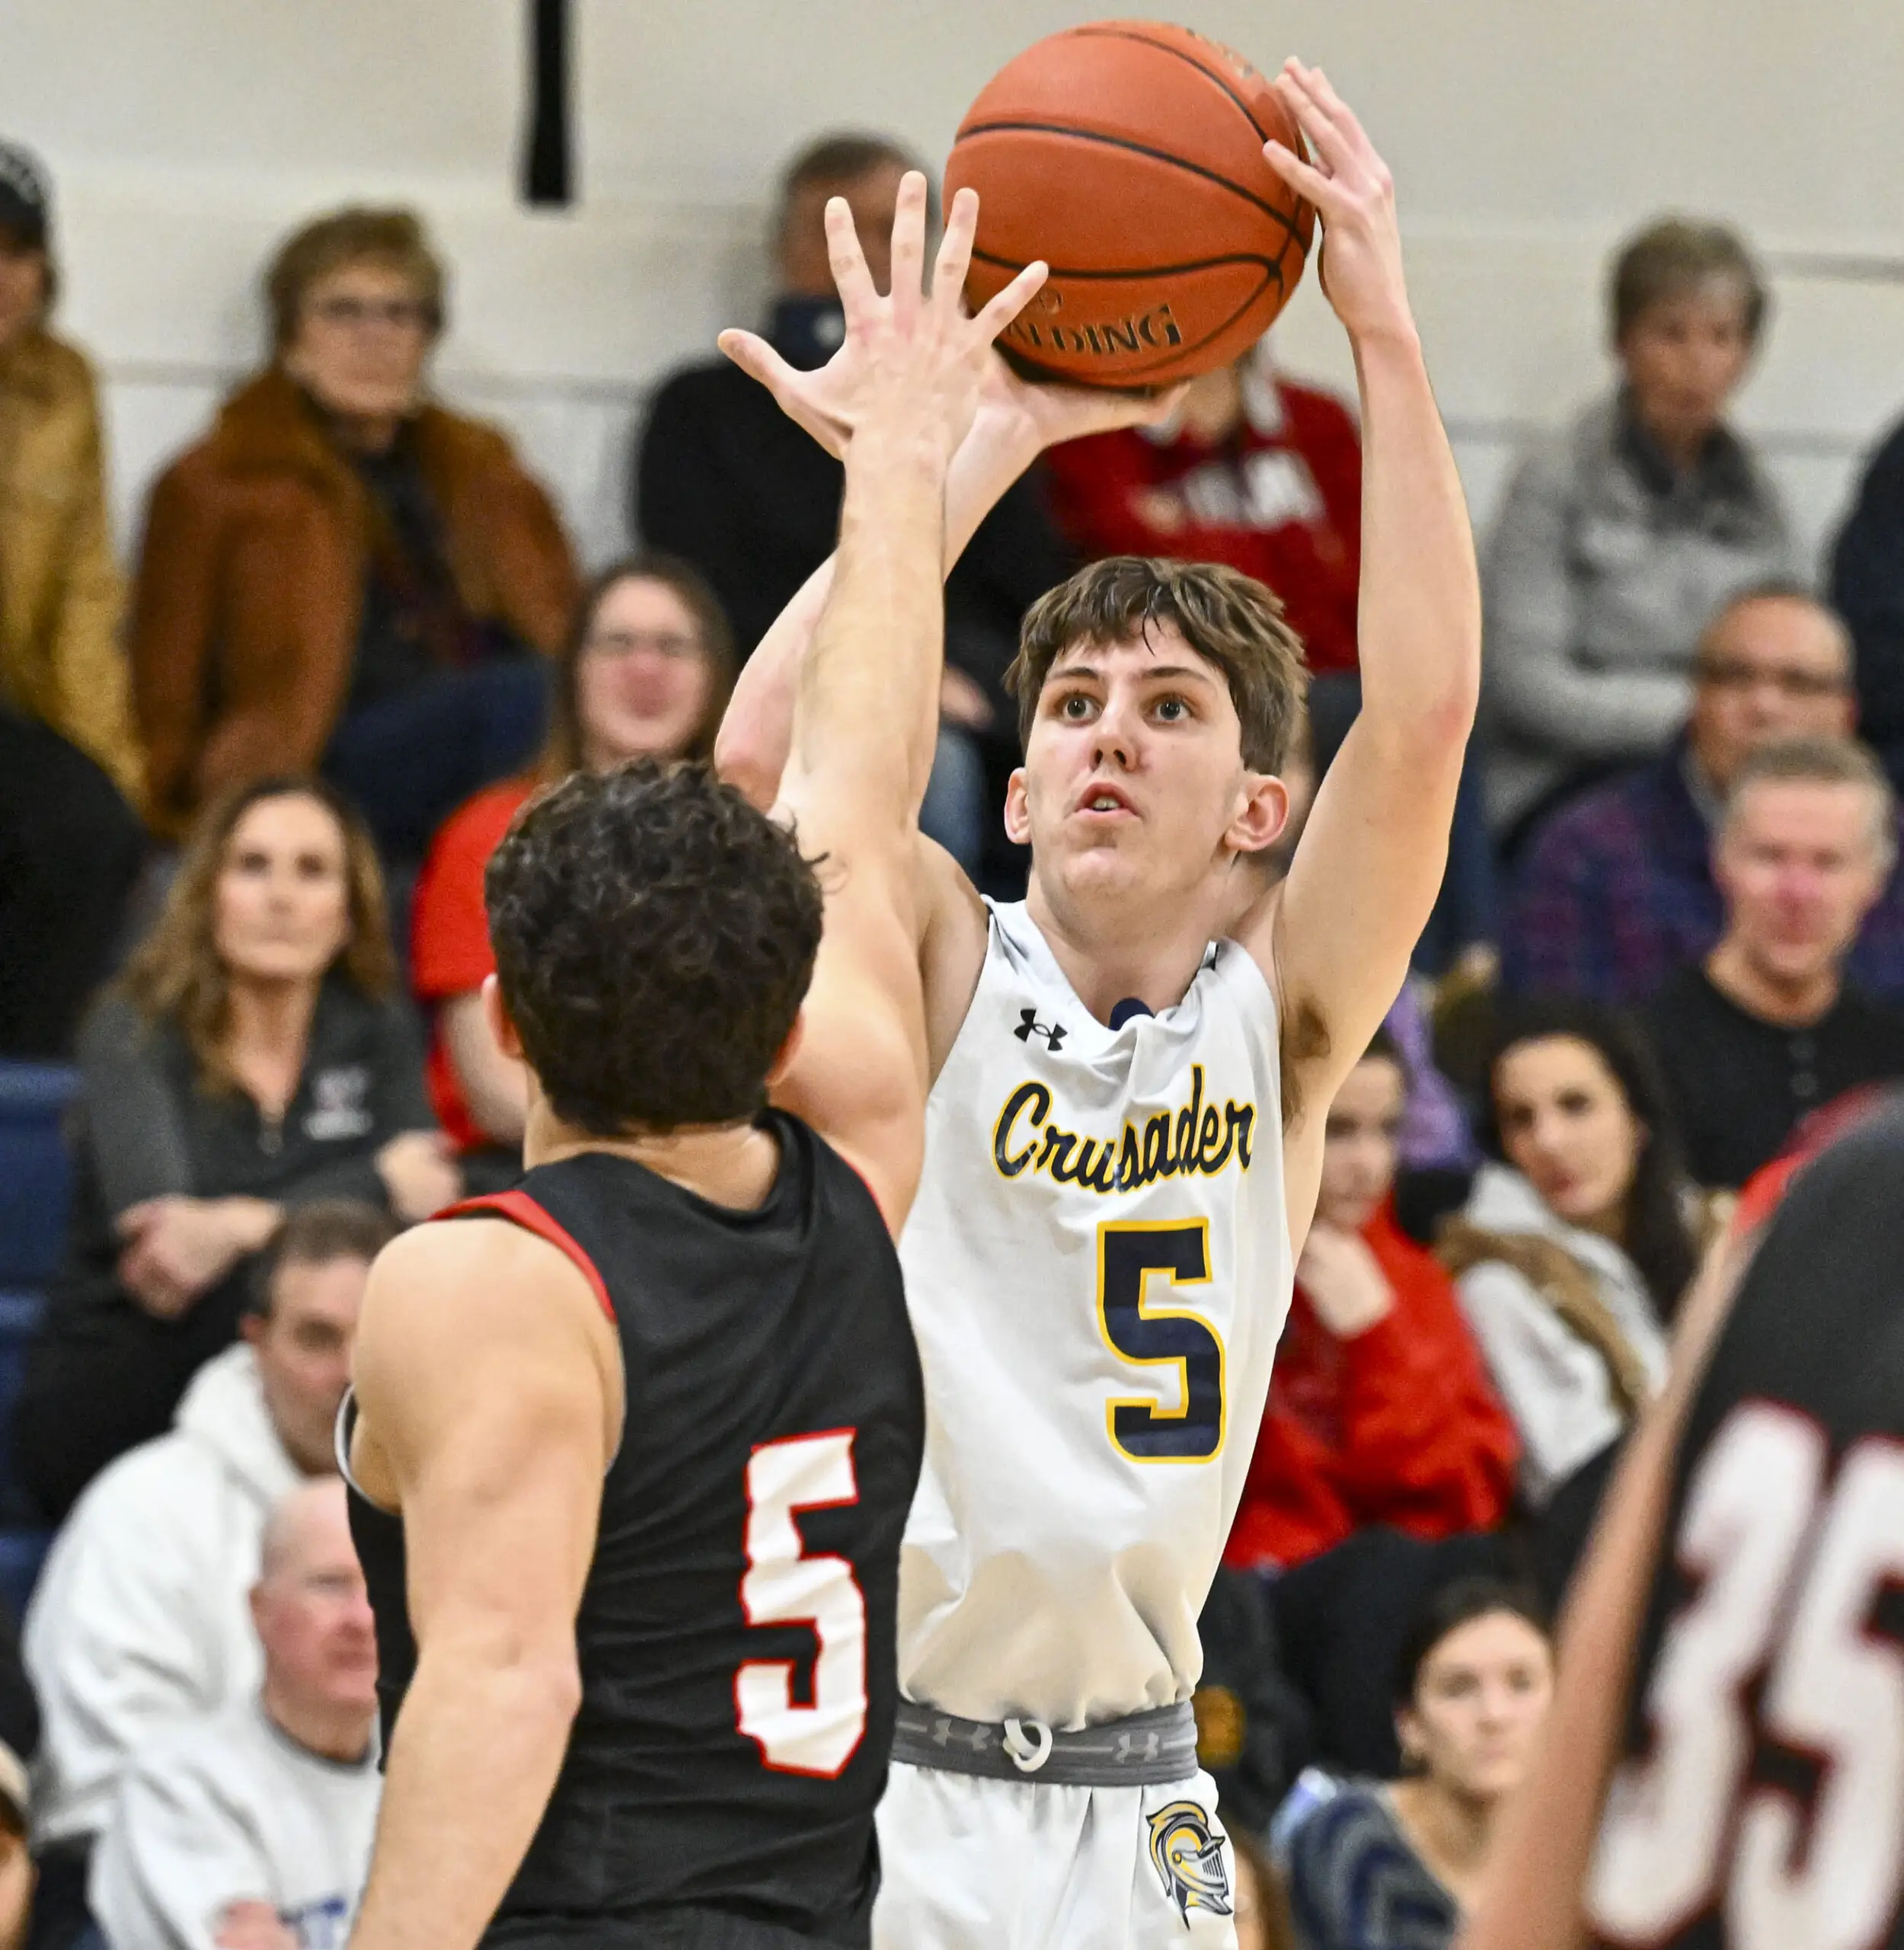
top-left (1147, 1801), bottom-right (1232, 1924)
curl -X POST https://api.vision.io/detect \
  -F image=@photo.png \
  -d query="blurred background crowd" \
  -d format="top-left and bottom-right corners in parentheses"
top-left (2, 3), bottom-right (1903, 1947)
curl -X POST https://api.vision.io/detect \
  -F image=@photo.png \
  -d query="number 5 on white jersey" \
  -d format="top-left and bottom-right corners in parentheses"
top-left (735, 1430), bottom-right (868, 1777)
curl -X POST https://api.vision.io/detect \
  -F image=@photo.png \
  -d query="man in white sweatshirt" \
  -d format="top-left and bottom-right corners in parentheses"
top-left (90, 1478), bottom-right (382, 1950)
top-left (22, 1201), bottom-right (391, 1947)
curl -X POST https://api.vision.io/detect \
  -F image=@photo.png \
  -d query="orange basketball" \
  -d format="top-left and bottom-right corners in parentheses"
top-left (945, 21), bottom-right (1315, 388)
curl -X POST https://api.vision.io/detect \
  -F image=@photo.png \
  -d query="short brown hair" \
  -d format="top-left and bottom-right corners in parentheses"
top-left (254, 1199), bottom-right (398, 1315)
top-left (118, 776), bottom-right (397, 1092)
top-left (1611, 216), bottom-right (1768, 344)
top-left (1006, 557), bottom-right (1308, 773)
top-left (265, 206), bottom-right (446, 353)
top-left (1725, 734), bottom-right (1896, 866)
top-left (541, 553), bottom-right (736, 778)
top-left (778, 131), bottom-right (925, 219)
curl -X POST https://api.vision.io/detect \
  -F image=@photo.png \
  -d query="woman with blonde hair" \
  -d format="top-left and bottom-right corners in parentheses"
top-left (14, 776), bottom-right (455, 1520)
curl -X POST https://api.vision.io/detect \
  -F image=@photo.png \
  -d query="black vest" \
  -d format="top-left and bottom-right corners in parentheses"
top-left (347, 1113), bottom-right (922, 1945)
top-left (1591, 1101), bottom-right (1904, 1948)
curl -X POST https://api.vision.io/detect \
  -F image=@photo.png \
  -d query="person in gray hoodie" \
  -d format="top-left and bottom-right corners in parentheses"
top-left (21, 1202), bottom-right (390, 1950)
top-left (1481, 218), bottom-right (1800, 839)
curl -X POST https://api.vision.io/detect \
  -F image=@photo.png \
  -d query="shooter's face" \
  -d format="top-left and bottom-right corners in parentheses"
top-left (1008, 625), bottom-right (1286, 910)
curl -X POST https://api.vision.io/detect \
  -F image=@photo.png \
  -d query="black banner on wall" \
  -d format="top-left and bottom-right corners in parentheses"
top-left (523, 0), bottom-right (572, 206)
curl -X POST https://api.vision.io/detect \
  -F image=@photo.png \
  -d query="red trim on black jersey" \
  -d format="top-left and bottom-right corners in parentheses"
top-left (438, 1190), bottom-right (616, 1322)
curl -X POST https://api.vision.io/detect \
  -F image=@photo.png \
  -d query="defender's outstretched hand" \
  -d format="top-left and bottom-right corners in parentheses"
top-left (1263, 59), bottom-right (1414, 346)
top-left (719, 173), bottom-right (1045, 464)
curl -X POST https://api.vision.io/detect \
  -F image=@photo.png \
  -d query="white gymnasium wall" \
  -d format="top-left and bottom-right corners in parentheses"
top-left (3, 0), bottom-right (1902, 575)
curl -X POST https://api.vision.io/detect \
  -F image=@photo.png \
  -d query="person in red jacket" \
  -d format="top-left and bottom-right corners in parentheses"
top-left (408, 555), bottom-right (733, 1188)
top-left (1041, 339), bottom-right (1363, 676)
top-left (1228, 1029), bottom-right (1519, 1572)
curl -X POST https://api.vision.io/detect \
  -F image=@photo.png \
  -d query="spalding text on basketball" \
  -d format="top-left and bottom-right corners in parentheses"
top-left (1002, 296), bottom-right (1184, 361)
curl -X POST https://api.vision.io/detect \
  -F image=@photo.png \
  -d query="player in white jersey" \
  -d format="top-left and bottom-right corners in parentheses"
top-left (717, 59), bottom-right (1478, 1948)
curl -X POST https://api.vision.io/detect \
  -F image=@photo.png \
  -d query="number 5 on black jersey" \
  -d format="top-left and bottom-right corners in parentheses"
top-left (1097, 1220), bottom-right (1225, 1462)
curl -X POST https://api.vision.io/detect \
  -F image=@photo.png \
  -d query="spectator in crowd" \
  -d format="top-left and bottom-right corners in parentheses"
top-left (0, 139), bottom-right (147, 1060)
top-left (1499, 583), bottom-right (1904, 1003)
top-left (23, 1204), bottom-right (384, 1950)
top-left (1281, 1578), bottom-right (1553, 1950)
top-left (409, 555), bottom-right (733, 1187)
top-left (1831, 404), bottom-right (1904, 790)
top-left (1439, 1004), bottom-right (1685, 1508)
top-left (89, 1478), bottom-right (380, 1950)
top-left (14, 780), bottom-right (451, 1521)
top-left (1228, 1029), bottom-right (1517, 1574)
top-left (130, 206), bottom-right (577, 858)
top-left (1042, 340), bottom-right (1363, 679)
top-left (1644, 734), bottom-right (1904, 1189)
top-left (0, 1616), bottom-right (37, 1950)
top-left (636, 131), bottom-right (1074, 879)
top-left (1193, 1570), bottom-right (1315, 1846)
top-left (1230, 1826), bottom-right (1296, 1950)
top-left (1482, 218), bottom-right (1800, 839)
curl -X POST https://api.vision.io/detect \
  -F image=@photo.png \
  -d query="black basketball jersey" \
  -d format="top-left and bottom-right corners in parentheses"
top-left (1586, 1101), bottom-right (1904, 1949)
top-left (346, 1111), bottom-right (923, 1947)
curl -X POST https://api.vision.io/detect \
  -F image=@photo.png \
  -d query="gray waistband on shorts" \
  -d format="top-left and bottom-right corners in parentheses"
top-left (891, 1699), bottom-right (1198, 1787)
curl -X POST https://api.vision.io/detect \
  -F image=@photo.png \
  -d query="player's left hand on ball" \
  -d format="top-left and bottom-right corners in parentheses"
top-left (1262, 58), bottom-right (1414, 345)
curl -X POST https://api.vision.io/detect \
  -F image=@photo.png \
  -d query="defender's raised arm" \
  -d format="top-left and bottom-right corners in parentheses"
top-left (736, 175), bottom-right (1044, 1225)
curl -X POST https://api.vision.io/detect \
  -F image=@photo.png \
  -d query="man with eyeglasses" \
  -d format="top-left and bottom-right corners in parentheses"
top-left (1500, 582), bottom-right (1904, 1003)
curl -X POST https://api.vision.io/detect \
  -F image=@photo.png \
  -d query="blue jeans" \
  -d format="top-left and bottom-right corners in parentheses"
top-left (323, 661), bottom-right (551, 863)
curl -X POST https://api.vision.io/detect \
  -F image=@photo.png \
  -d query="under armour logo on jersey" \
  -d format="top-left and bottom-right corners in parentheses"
top-left (1014, 1009), bottom-right (1068, 1052)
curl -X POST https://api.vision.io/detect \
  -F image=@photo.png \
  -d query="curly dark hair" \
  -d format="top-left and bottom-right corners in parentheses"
top-left (485, 761), bottom-right (824, 1136)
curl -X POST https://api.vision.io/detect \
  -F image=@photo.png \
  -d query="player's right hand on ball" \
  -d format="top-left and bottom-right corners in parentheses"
top-left (1262, 58), bottom-right (1415, 347)
top-left (718, 173), bottom-right (1049, 465)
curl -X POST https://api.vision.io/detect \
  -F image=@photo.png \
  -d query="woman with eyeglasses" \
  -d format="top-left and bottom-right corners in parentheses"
top-left (407, 556), bottom-right (736, 1188)
top-left (129, 206), bottom-right (579, 858)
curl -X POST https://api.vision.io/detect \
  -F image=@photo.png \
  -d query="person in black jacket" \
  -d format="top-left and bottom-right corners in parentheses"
top-left (1832, 409), bottom-right (1904, 791)
top-left (14, 775), bottom-right (455, 1521)
top-left (634, 132), bottom-right (1074, 884)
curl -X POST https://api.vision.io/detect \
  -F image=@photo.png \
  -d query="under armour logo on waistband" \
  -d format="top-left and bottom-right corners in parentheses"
top-left (931, 1716), bottom-right (993, 1753)
top-left (1116, 1729), bottom-right (1163, 1763)
top-left (1014, 1009), bottom-right (1067, 1052)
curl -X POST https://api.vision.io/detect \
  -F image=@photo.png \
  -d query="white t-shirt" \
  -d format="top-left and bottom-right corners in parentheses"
top-left (896, 900), bottom-right (1291, 1728)
top-left (90, 1696), bottom-right (379, 1950)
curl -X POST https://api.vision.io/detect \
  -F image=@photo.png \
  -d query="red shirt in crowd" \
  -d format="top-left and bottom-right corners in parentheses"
top-left (410, 776), bottom-right (535, 1152)
top-left (1226, 1201), bottom-right (1519, 1572)
top-left (1041, 363), bottom-right (1363, 676)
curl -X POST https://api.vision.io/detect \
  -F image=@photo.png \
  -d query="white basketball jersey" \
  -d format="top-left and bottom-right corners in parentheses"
top-left (896, 900), bottom-right (1292, 1730)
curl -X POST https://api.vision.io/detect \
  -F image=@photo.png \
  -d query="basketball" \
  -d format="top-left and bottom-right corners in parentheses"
top-left (944, 21), bottom-right (1316, 388)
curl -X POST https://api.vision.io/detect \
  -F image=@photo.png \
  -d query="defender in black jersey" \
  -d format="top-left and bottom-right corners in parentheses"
top-left (1465, 1093), bottom-right (1904, 1950)
top-left (340, 181), bottom-right (1053, 1950)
